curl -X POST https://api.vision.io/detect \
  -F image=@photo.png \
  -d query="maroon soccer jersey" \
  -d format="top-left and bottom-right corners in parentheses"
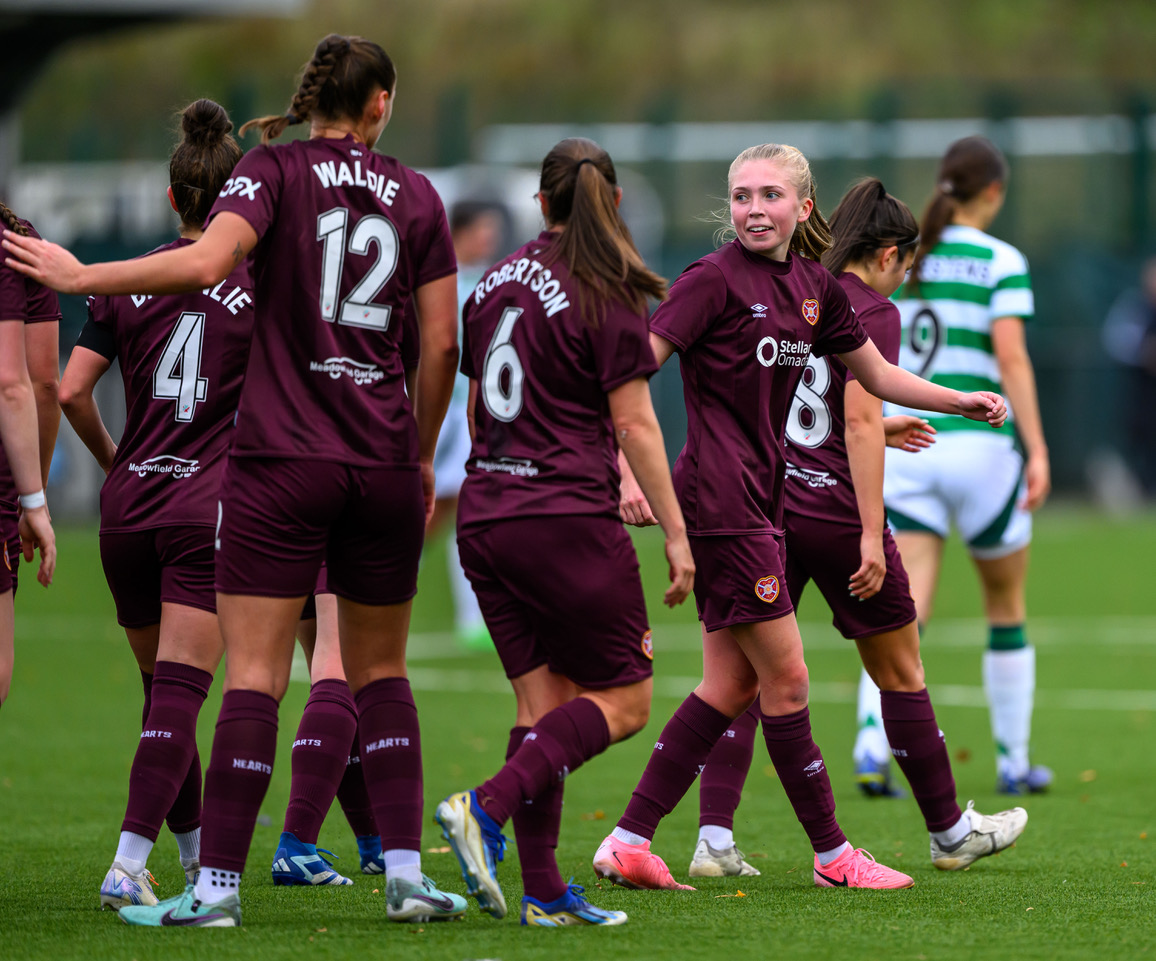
top-left (208, 135), bottom-right (455, 467)
top-left (456, 231), bottom-right (658, 530)
top-left (87, 239), bottom-right (254, 532)
top-left (0, 220), bottom-right (62, 508)
top-left (784, 271), bottom-right (901, 522)
top-left (650, 241), bottom-right (868, 534)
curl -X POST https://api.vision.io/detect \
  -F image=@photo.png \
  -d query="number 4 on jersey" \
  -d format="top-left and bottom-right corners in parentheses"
top-left (153, 311), bottom-right (208, 423)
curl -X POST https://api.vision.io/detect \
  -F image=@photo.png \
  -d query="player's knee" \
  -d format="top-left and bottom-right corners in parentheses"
top-left (761, 664), bottom-right (809, 714)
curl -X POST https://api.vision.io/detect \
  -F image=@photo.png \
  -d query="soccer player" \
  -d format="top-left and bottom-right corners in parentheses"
top-left (0, 201), bottom-right (58, 709)
top-left (877, 136), bottom-right (1052, 795)
top-left (592, 143), bottom-right (1008, 892)
top-left (433, 137), bottom-right (694, 927)
top-left (431, 201), bottom-right (504, 651)
top-left (5, 34), bottom-right (466, 926)
top-left (684, 179), bottom-right (1026, 878)
top-left (57, 100), bottom-right (248, 910)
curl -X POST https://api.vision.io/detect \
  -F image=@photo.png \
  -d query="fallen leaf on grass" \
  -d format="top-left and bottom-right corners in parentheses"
top-left (1141, 832), bottom-right (1148, 840)
top-left (953, 748), bottom-right (971, 763)
top-left (714, 890), bottom-right (746, 898)
top-left (1026, 907), bottom-right (1033, 911)
top-left (1079, 770), bottom-right (1097, 782)
top-left (580, 810), bottom-right (606, 821)
top-left (1133, 881), bottom-right (1147, 885)
top-left (426, 846), bottom-right (451, 854)
top-left (372, 889), bottom-right (379, 894)
top-left (746, 852), bottom-right (768, 859)
top-left (316, 928), bottom-right (327, 933)
top-left (785, 868), bottom-right (797, 874)
top-left (1121, 861), bottom-right (1128, 867)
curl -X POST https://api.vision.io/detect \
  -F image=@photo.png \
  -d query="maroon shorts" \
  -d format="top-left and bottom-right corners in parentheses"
top-left (457, 515), bottom-right (653, 690)
top-left (100, 526), bottom-right (217, 628)
top-left (0, 500), bottom-right (19, 596)
top-left (689, 532), bottom-right (795, 633)
top-left (215, 457), bottom-right (424, 606)
top-left (784, 510), bottom-right (917, 640)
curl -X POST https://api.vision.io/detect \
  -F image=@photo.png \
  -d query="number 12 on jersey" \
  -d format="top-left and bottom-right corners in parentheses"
top-left (317, 207), bottom-right (400, 331)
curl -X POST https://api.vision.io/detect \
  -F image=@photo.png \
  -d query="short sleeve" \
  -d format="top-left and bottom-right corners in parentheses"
top-left (18, 226), bottom-right (62, 324)
top-left (412, 181), bottom-right (457, 288)
top-left (0, 264), bottom-right (28, 322)
top-left (589, 302), bottom-right (659, 392)
top-left (845, 300), bottom-right (900, 381)
top-left (990, 246), bottom-right (1034, 321)
top-left (812, 273), bottom-right (868, 358)
top-left (649, 260), bottom-right (728, 351)
top-left (207, 145), bottom-right (283, 240)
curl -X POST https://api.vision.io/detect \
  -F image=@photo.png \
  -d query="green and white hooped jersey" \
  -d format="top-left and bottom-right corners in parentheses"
top-left (885, 224), bottom-right (1033, 435)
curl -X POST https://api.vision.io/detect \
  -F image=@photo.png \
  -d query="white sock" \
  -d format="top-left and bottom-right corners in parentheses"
top-left (384, 848), bottom-right (422, 884)
top-left (115, 831), bottom-right (154, 876)
top-left (611, 827), bottom-right (649, 846)
top-left (983, 646), bottom-right (1035, 779)
top-left (447, 538), bottom-right (485, 634)
top-left (816, 841), bottom-right (852, 867)
top-left (931, 812), bottom-right (972, 849)
top-left (194, 866), bottom-right (240, 904)
top-left (174, 827), bottom-right (201, 868)
top-left (853, 668), bottom-right (890, 764)
top-left (698, 824), bottom-right (734, 850)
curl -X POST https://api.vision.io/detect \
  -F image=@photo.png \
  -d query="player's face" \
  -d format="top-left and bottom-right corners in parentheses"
top-left (730, 159), bottom-right (813, 261)
top-left (877, 246), bottom-right (916, 298)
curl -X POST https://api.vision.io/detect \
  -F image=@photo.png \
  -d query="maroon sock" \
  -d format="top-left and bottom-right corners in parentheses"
top-left (505, 725), bottom-right (568, 903)
top-left (761, 707), bottom-right (847, 853)
top-left (121, 661), bottom-right (212, 842)
top-left (165, 749), bottom-right (204, 836)
top-left (355, 677), bottom-right (423, 851)
top-left (881, 689), bottom-right (962, 832)
top-left (617, 693), bottom-right (732, 840)
top-left (140, 668), bottom-right (153, 729)
top-left (477, 697), bottom-right (610, 826)
top-left (283, 679), bottom-right (358, 844)
top-left (335, 723), bottom-right (377, 838)
top-left (699, 703), bottom-right (760, 829)
top-left (199, 689), bottom-right (279, 873)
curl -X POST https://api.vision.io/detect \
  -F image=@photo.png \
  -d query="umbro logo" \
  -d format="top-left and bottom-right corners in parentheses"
top-left (751, 303), bottom-right (767, 318)
top-left (804, 759), bottom-right (825, 777)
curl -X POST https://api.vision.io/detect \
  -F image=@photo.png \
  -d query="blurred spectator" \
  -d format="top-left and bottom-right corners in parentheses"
top-left (1102, 257), bottom-right (1156, 497)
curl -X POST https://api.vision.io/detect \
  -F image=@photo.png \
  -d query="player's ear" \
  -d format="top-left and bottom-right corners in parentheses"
top-left (537, 191), bottom-right (551, 222)
top-left (167, 186), bottom-right (179, 215)
top-left (880, 244), bottom-right (899, 271)
top-left (614, 186), bottom-right (622, 209)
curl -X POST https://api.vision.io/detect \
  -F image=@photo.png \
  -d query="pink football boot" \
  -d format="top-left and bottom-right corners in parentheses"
top-left (813, 847), bottom-right (914, 889)
top-left (593, 835), bottom-right (696, 891)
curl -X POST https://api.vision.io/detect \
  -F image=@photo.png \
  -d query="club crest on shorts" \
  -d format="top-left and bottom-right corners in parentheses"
top-left (801, 299), bottom-right (820, 325)
top-left (640, 629), bottom-right (654, 660)
top-left (754, 574), bottom-right (780, 604)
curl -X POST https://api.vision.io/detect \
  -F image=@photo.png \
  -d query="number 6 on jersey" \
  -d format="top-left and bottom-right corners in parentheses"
top-left (482, 306), bottom-right (525, 422)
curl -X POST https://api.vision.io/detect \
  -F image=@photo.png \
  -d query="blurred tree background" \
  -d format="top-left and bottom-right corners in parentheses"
top-left (14, 0), bottom-right (1156, 496)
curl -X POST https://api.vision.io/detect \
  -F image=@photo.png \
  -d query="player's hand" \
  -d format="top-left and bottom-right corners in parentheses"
top-left (619, 471), bottom-right (658, 527)
top-left (419, 460), bottom-right (436, 527)
top-left (849, 533), bottom-right (885, 600)
top-left (883, 415), bottom-right (937, 452)
top-left (18, 505), bottom-right (55, 587)
top-left (957, 391), bottom-right (1007, 429)
top-left (1022, 450), bottom-right (1051, 512)
top-left (2, 231), bottom-right (88, 295)
top-left (663, 533), bottom-right (695, 608)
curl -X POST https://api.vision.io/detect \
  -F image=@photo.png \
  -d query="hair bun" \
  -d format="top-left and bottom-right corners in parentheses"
top-left (181, 98), bottom-right (233, 147)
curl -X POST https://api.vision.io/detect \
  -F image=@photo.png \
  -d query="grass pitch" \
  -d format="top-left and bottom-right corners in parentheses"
top-left (1, 507), bottom-right (1153, 960)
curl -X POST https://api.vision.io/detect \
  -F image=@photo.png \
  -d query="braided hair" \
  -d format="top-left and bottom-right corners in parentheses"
top-left (0, 201), bottom-right (28, 236)
top-left (240, 34), bottom-right (396, 143)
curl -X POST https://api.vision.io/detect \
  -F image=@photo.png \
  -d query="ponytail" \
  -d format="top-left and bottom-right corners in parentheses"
top-left (538, 138), bottom-right (667, 326)
top-left (240, 34), bottom-right (396, 144)
top-left (822, 178), bottom-right (919, 276)
top-left (169, 99), bottom-right (243, 228)
top-left (908, 135), bottom-right (1008, 294)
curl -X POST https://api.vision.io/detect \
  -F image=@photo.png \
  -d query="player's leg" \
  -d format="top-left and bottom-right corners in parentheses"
top-left (110, 601), bottom-right (222, 905)
top-left (690, 703), bottom-right (761, 877)
top-left (275, 587), bottom-right (359, 887)
top-left (857, 619), bottom-right (1029, 869)
top-left (440, 518), bottom-right (643, 921)
top-left (973, 546), bottom-right (1049, 793)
